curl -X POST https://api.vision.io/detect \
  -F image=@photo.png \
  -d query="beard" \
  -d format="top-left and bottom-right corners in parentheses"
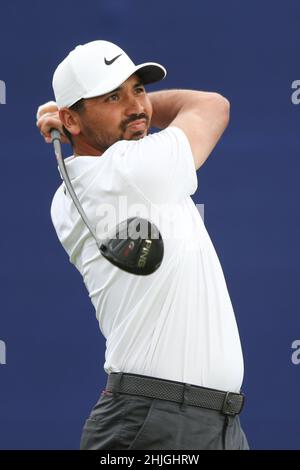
top-left (83, 113), bottom-right (150, 153)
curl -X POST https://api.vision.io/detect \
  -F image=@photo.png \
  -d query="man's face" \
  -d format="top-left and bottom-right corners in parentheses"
top-left (75, 74), bottom-right (152, 153)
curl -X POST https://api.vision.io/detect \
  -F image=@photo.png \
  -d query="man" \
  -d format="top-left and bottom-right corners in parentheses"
top-left (37, 40), bottom-right (249, 450)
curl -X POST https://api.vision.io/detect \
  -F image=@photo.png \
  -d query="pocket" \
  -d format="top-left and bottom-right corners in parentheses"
top-left (87, 392), bottom-right (123, 423)
top-left (127, 399), bottom-right (157, 450)
top-left (80, 394), bottom-right (127, 450)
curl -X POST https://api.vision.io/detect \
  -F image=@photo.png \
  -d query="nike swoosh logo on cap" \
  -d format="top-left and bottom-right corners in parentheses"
top-left (104, 54), bottom-right (123, 65)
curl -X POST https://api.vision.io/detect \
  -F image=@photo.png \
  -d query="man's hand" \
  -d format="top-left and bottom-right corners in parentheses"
top-left (36, 101), bottom-right (69, 144)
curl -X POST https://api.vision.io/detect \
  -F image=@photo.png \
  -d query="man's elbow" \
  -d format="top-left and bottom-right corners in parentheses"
top-left (211, 93), bottom-right (230, 127)
top-left (194, 91), bottom-right (230, 129)
top-left (220, 95), bottom-right (230, 126)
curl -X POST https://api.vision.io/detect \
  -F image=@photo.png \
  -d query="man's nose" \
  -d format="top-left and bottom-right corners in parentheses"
top-left (124, 96), bottom-right (144, 115)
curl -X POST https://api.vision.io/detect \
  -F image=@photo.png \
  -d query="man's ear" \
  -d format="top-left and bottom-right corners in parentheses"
top-left (59, 108), bottom-right (81, 136)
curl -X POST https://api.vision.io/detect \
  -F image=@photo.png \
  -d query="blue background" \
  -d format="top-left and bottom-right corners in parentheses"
top-left (0, 0), bottom-right (299, 450)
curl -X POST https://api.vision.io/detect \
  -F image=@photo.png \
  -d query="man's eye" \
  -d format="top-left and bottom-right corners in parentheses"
top-left (107, 94), bottom-right (119, 102)
top-left (135, 87), bottom-right (144, 94)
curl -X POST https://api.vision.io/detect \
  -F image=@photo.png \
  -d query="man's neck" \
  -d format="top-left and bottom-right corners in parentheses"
top-left (73, 139), bottom-right (103, 157)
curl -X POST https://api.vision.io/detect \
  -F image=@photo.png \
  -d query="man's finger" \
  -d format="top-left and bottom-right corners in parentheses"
top-left (36, 101), bottom-right (58, 120)
top-left (37, 116), bottom-right (62, 134)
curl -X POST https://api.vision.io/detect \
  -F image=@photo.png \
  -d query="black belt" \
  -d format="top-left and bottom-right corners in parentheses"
top-left (106, 372), bottom-right (244, 416)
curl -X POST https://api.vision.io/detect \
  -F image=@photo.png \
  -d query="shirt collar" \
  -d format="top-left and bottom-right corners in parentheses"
top-left (57, 155), bottom-right (99, 180)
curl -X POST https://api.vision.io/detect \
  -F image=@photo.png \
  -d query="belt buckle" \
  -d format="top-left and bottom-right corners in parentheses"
top-left (221, 391), bottom-right (240, 416)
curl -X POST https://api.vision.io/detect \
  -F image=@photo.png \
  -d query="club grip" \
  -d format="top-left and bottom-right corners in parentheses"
top-left (50, 128), bottom-right (61, 142)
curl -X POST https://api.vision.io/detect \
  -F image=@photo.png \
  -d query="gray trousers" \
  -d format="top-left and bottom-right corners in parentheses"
top-left (80, 390), bottom-right (249, 450)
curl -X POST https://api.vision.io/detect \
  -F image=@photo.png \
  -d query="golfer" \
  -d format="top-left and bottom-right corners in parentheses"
top-left (37, 39), bottom-right (249, 450)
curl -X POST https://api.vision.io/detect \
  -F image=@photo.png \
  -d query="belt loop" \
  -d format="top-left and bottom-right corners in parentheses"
top-left (112, 372), bottom-right (124, 398)
top-left (180, 383), bottom-right (191, 412)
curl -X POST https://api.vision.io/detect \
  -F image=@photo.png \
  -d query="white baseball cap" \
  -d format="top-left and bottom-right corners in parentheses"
top-left (52, 40), bottom-right (167, 108)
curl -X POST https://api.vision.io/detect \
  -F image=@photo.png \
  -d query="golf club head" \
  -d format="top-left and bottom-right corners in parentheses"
top-left (98, 217), bottom-right (164, 275)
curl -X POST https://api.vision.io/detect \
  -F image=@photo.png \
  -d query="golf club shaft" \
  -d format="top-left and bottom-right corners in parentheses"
top-left (50, 129), bottom-right (101, 249)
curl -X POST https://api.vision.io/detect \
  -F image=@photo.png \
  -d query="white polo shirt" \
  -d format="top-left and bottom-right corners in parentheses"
top-left (51, 127), bottom-right (244, 392)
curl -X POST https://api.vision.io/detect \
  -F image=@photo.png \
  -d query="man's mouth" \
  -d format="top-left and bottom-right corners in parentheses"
top-left (126, 119), bottom-right (147, 131)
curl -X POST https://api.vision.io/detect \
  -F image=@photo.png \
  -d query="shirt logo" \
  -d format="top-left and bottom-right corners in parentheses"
top-left (104, 54), bottom-right (122, 65)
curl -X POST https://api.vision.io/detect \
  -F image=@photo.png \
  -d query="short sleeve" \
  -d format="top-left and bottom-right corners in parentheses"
top-left (117, 126), bottom-right (198, 203)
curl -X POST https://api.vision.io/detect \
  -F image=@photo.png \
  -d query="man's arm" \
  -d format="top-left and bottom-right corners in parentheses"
top-left (149, 90), bottom-right (230, 170)
top-left (36, 90), bottom-right (230, 170)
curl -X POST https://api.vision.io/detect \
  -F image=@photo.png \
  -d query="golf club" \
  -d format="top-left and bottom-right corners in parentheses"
top-left (50, 129), bottom-right (164, 275)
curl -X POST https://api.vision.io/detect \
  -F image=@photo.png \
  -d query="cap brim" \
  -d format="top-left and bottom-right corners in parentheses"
top-left (134, 62), bottom-right (167, 85)
top-left (82, 62), bottom-right (166, 101)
